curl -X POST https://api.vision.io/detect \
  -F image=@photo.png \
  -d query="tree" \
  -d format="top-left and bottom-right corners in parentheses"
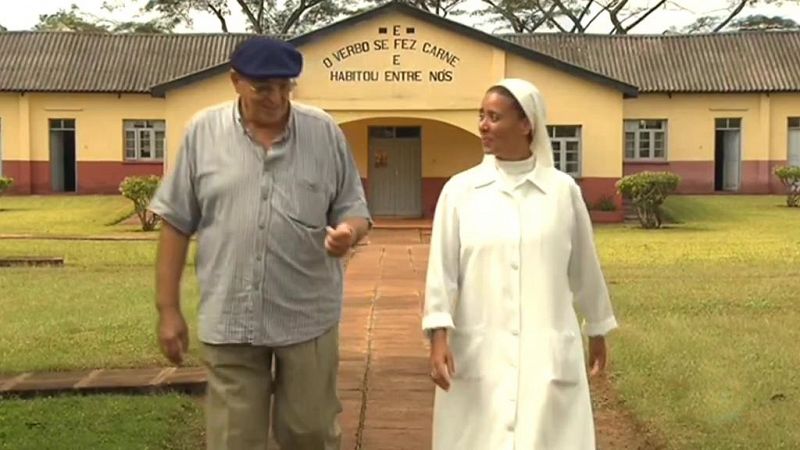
top-left (732, 14), bottom-right (800, 30)
top-left (478, 0), bottom-right (800, 34)
top-left (678, 0), bottom-right (800, 33)
top-left (144, 0), bottom-right (351, 34)
top-left (34, 3), bottom-right (173, 33)
top-left (356, 0), bottom-right (469, 18)
top-left (0, 24), bottom-right (7, 32)
top-left (476, 0), bottom-right (669, 34)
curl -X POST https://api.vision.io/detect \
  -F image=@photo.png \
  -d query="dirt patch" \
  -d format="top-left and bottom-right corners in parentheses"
top-left (592, 373), bottom-right (666, 450)
top-left (0, 257), bottom-right (64, 267)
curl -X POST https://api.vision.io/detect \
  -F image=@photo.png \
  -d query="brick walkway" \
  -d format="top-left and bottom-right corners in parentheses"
top-left (0, 229), bottom-right (435, 450)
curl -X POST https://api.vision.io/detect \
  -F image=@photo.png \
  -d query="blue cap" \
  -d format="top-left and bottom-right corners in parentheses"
top-left (230, 37), bottom-right (303, 80)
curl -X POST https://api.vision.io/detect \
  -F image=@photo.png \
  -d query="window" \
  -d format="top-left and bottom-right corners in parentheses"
top-left (789, 117), bottom-right (800, 167)
top-left (716, 118), bottom-right (742, 130)
top-left (124, 120), bottom-right (165, 161)
top-left (368, 126), bottom-right (421, 139)
top-left (547, 125), bottom-right (581, 177)
top-left (624, 119), bottom-right (667, 161)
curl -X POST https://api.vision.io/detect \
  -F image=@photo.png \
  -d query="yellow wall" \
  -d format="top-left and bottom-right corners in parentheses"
top-left (157, 11), bottom-right (628, 178)
top-left (769, 94), bottom-right (800, 162)
top-left (339, 117), bottom-right (482, 178)
top-left (505, 54), bottom-right (624, 178)
top-left (0, 93), bottom-right (22, 161)
top-left (20, 93), bottom-right (165, 162)
top-left (623, 93), bottom-right (768, 161)
top-left (294, 10), bottom-right (504, 111)
top-left (163, 73), bottom-right (238, 166)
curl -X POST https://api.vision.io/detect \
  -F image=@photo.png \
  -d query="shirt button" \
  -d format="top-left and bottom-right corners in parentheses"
top-left (259, 224), bottom-right (265, 230)
top-left (511, 262), bottom-right (519, 270)
top-left (507, 423), bottom-right (515, 431)
top-left (256, 255), bottom-right (262, 261)
top-left (262, 194), bottom-right (268, 200)
top-left (512, 329), bottom-right (519, 336)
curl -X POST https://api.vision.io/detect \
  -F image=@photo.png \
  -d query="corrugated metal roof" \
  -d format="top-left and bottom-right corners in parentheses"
top-left (501, 31), bottom-right (800, 93)
top-left (1, 29), bottom-right (799, 94)
top-left (0, 32), bottom-right (252, 93)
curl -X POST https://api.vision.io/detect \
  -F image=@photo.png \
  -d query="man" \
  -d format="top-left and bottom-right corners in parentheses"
top-left (148, 37), bottom-right (371, 450)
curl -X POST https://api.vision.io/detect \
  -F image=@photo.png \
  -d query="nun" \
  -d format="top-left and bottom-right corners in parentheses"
top-left (422, 78), bottom-right (619, 450)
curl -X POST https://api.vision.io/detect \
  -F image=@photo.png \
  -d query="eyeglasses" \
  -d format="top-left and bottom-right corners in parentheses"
top-left (246, 80), bottom-right (296, 96)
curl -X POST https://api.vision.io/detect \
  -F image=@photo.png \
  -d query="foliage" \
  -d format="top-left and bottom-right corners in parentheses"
top-left (34, 3), bottom-right (174, 33)
top-left (119, 175), bottom-right (162, 231)
top-left (0, 176), bottom-right (13, 197)
top-left (774, 165), bottom-right (800, 207)
top-left (616, 171), bottom-right (680, 228)
top-left (594, 194), bottom-right (617, 211)
top-left (358, 0), bottom-right (468, 17)
top-left (477, 0), bottom-right (800, 34)
top-left (144, 0), bottom-right (350, 34)
top-left (732, 14), bottom-right (800, 30)
top-left (674, 0), bottom-right (798, 33)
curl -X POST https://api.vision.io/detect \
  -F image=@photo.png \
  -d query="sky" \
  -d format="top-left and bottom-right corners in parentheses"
top-left (2, 0), bottom-right (800, 34)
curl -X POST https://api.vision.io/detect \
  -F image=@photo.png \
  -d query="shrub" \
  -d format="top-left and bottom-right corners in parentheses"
top-left (594, 195), bottom-right (617, 212)
top-left (616, 171), bottom-right (681, 229)
top-left (774, 166), bottom-right (800, 207)
top-left (119, 175), bottom-right (161, 231)
top-left (0, 176), bottom-right (13, 197)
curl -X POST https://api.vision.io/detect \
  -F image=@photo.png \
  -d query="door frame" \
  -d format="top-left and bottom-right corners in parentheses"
top-left (789, 117), bottom-right (800, 167)
top-left (367, 125), bottom-right (423, 218)
top-left (49, 118), bottom-right (78, 193)
top-left (714, 118), bottom-right (742, 192)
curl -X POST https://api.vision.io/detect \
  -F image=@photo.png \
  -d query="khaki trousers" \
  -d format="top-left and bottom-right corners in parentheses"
top-left (202, 326), bottom-right (341, 450)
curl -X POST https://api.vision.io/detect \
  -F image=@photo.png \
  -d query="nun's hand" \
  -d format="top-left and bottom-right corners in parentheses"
top-left (429, 329), bottom-right (455, 391)
top-left (588, 335), bottom-right (608, 377)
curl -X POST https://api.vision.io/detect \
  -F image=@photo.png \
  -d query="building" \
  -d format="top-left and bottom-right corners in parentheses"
top-left (1, 2), bottom-right (799, 220)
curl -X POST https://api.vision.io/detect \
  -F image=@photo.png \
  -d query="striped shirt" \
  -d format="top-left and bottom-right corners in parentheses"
top-left (149, 100), bottom-right (371, 346)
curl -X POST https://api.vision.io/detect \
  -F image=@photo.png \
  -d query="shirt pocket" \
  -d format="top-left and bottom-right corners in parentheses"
top-left (547, 330), bottom-right (584, 386)
top-left (288, 179), bottom-right (329, 229)
top-left (450, 328), bottom-right (485, 381)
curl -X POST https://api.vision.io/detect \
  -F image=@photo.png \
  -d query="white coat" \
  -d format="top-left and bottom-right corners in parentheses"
top-left (422, 156), bottom-right (618, 450)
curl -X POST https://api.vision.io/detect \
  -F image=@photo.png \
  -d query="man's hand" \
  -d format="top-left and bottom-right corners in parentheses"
top-left (588, 335), bottom-right (608, 377)
top-left (429, 329), bottom-right (456, 391)
top-left (325, 223), bottom-right (355, 257)
top-left (158, 308), bottom-right (189, 366)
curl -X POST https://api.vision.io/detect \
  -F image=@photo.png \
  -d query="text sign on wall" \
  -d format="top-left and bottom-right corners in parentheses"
top-left (323, 25), bottom-right (460, 83)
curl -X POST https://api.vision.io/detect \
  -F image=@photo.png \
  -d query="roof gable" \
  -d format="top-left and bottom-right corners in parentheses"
top-left (151, 2), bottom-right (637, 97)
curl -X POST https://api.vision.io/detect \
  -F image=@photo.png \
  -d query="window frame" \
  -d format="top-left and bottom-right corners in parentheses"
top-left (547, 125), bottom-right (582, 178)
top-left (123, 120), bottom-right (166, 162)
top-left (624, 119), bottom-right (668, 162)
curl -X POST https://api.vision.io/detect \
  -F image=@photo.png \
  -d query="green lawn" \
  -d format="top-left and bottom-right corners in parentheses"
top-left (0, 394), bottom-right (203, 450)
top-left (598, 196), bottom-right (800, 449)
top-left (1, 194), bottom-right (798, 449)
top-left (0, 240), bottom-right (201, 372)
top-left (0, 195), bottom-right (146, 236)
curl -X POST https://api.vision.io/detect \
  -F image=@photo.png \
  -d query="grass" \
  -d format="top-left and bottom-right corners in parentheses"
top-left (0, 195), bottom-right (145, 236)
top-left (0, 394), bottom-right (203, 450)
top-left (0, 240), bottom-right (201, 372)
top-left (1, 194), bottom-right (799, 448)
top-left (596, 196), bottom-right (800, 449)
